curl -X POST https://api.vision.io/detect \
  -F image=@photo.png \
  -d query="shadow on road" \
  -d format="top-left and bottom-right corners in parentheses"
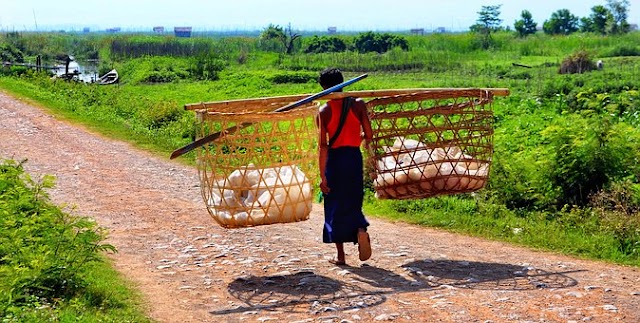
top-left (211, 259), bottom-right (581, 315)
top-left (213, 271), bottom-right (386, 315)
top-left (400, 259), bottom-right (580, 291)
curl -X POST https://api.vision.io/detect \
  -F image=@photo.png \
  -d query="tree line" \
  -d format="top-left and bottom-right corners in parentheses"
top-left (466, 0), bottom-right (631, 49)
top-left (258, 1), bottom-right (633, 54)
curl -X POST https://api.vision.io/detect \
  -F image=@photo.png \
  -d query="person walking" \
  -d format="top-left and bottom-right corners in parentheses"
top-left (316, 68), bottom-right (373, 266)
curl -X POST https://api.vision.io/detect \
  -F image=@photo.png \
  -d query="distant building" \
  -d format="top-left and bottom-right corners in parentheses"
top-left (83, 27), bottom-right (90, 33)
top-left (410, 28), bottom-right (424, 35)
top-left (327, 26), bottom-right (337, 34)
top-left (630, 24), bottom-right (638, 31)
top-left (174, 27), bottom-right (192, 37)
top-left (435, 27), bottom-right (446, 33)
top-left (106, 27), bottom-right (121, 33)
top-left (153, 26), bottom-right (165, 33)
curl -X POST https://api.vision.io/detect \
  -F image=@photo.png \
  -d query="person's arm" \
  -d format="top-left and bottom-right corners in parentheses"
top-left (317, 105), bottom-right (331, 194)
top-left (355, 99), bottom-right (376, 180)
top-left (355, 99), bottom-right (373, 149)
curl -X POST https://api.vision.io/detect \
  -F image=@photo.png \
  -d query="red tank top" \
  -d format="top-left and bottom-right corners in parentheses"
top-left (326, 98), bottom-right (362, 148)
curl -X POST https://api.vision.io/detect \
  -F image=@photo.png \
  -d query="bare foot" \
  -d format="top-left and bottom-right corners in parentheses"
top-left (328, 259), bottom-right (347, 266)
top-left (358, 231), bottom-right (372, 261)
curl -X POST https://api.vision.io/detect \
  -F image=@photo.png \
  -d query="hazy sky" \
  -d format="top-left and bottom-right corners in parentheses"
top-left (1, 0), bottom-right (638, 32)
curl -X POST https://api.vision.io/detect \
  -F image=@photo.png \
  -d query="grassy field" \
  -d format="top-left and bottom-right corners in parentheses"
top-left (1, 30), bottom-right (639, 319)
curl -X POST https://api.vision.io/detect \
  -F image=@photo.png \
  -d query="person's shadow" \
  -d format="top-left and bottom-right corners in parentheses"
top-left (399, 259), bottom-right (580, 291)
top-left (215, 259), bottom-right (581, 316)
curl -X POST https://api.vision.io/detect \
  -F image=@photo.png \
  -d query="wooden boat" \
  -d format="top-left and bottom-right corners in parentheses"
top-left (97, 69), bottom-right (119, 85)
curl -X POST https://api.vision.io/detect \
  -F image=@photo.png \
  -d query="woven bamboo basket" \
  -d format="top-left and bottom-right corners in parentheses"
top-left (187, 98), bottom-right (319, 229)
top-left (365, 88), bottom-right (507, 200)
top-left (185, 87), bottom-right (508, 227)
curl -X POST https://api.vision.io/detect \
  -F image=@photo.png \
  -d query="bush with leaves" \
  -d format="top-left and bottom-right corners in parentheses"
top-left (0, 159), bottom-right (116, 315)
top-left (304, 36), bottom-right (348, 54)
top-left (603, 45), bottom-right (640, 57)
top-left (353, 32), bottom-right (409, 54)
top-left (268, 71), bottom-right (317, 84)
top-left (188, 55), bottom-right (226, 81)
top-left (120, 56), bottom-right (191, 84)
top-left (590, 180), bottom-right (640, 256)
top-left (540, 115), bottom-right (640, 207)
top-left (0, 43), bottom-right (24, 63)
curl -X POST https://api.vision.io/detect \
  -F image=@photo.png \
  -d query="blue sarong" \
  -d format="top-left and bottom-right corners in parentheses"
top-left (323, 146), bottom-right (369, 243)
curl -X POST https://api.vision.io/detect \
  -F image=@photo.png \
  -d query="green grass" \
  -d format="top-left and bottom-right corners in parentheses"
top-left (364, 194), bottom-right (637, 266)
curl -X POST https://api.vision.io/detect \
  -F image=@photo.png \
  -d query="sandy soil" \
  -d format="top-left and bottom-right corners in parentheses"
top-left (1, 90), bottom-right (639, 323)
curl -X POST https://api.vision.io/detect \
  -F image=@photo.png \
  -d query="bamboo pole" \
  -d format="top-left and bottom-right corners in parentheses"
top-left (184, 88), bottom-right (510, 111)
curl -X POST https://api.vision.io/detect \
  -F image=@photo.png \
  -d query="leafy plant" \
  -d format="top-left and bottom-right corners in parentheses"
top-left (353, 32), bottom-right (409, 54)
top-left (304, 36), bottom-right (348, 54)
top-left (0, 159), bottom-right (116, 314)
top-left (541, 116), bottom-right (640, 207)
top-left (590, 180), bottom-right (640, 256)
top-left (268, 71), bottom-right (316, 84)
top-left (188, 55), bottom-right (225, 81)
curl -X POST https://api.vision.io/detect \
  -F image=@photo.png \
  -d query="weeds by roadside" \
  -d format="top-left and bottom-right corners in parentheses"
top-left (0, 159), bottom-right (150, 322)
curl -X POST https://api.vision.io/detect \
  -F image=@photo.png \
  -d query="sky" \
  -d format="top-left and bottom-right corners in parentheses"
top-left (1, 0), bottom-right (639, 32)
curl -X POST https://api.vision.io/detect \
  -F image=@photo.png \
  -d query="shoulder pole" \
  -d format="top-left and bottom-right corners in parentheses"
top-left (170, 73), bottom-right (368, 159)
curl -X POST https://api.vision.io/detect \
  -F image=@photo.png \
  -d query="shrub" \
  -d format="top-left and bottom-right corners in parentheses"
top-left (603, 45), bottom-right (640, 57)
top-left (188, 56), bottom-right (226, 81)
top-left (0, 159), bottom-right (116, 310)
top-left (541, 116), bottom-right (640, 207)
top-left (268, 71), bottom-right (317, 84)
top-left (486, 154), bottom-right (551, 210)
top-left (304, 36), bottom-right (348, 54)
top-left (590, 180), bottom-right (640, 256)
top-left (136, 100), bottom-right (184, 129)
top-left (0, 43), bottom-right (24, 62)
top-left (121, 56), bottom-right (191, 84)
top-left (353, 32), bottom-right (409, 54)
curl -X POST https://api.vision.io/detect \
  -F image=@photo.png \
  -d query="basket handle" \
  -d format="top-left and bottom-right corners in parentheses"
top-left (170, 73), bottom-right (368, 159)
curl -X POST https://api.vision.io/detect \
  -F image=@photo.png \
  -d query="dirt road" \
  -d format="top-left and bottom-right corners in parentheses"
top-left (1, 90), bottom-right (639, 322)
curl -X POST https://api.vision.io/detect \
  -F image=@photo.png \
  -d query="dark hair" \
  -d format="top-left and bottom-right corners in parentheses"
top-left (318, 68), bottom-right (344, 89)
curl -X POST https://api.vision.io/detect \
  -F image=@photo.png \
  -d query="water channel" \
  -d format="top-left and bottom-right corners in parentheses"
top-left (51, 58), bottom-right (100, 83)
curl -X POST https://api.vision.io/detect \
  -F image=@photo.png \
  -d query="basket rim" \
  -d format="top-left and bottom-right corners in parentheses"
top-left (185, 88), bottom-right (510, 111)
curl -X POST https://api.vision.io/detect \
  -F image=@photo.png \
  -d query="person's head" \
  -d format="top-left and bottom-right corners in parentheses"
top-left (318, 68), bottom-right (344, 90)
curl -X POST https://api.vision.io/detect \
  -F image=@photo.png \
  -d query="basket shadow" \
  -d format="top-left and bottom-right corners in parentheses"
top-left (399, 259), bottom-right (581, 291)
top-left (212, 259), bottom-right (581, 316)
top-left (211, 271), bottom-right (386, 315)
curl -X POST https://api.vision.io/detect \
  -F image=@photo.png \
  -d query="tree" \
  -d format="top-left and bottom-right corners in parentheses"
top-left (580, 5), bottom-right (611, 34)
top-left (259, 24), bottom-right (301, 54)
top-left (606, 0), bottom-right (631, 34)
top-left (543, 9), bottom-right (579, 35)
top-left (469, 5), bottom-right (503, 49)
top-left (514, 10), bottom-right (537, 37)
